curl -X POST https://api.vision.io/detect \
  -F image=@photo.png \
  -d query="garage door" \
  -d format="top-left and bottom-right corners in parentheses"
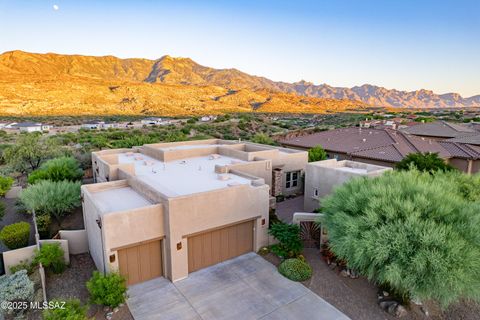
top-left (188, 220), bottom-right (254, 273)
top-left (118, 239), bottom-right (163, 286)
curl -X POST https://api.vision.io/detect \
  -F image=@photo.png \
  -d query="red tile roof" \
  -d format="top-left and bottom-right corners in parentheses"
top-left (280, 127), bottom-right (452, 163)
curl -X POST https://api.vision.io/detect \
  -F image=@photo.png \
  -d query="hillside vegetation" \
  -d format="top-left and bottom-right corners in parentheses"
top-left (0, 51), bottom-right (365, 116)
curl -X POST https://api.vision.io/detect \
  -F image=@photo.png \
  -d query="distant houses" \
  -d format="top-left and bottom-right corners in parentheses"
top-left (2, 122), bottom-right (52, 132)
top-left (141, 117), bottom-right (164, 125)
top-left (81, 120), bottom-right (118, 130)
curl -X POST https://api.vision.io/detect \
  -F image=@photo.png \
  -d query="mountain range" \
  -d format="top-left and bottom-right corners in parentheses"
top-left (0, 50), bottom-right (477, 116)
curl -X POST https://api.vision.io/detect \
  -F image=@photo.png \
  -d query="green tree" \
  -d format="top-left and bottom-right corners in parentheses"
top-left (321, 170), bottom-right (480, 307)
top-left (2, 134), bottom-right (61, 173)
top-left (28, 157), bottom-right (83, 184)
top-left (20, 180), bottom-right (81, 222)
top-left (308, 145), bottom-right (328, 162)
top-left (396, 152), bottom-right (454, 172)
top-left (250, 133), bottom-right (275, 145)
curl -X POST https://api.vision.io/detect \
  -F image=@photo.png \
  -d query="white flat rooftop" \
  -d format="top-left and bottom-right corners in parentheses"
top-left (91, 187), bottom-right (152, 214)
top-left (118, 153), bottom-right (252, 197)
top-left (335, 166), bottom-right (369, 174)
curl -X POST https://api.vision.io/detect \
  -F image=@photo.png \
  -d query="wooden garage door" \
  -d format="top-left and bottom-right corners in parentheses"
top-left (188, 220), bottom-right (254, 273)
top-left (118, 239), bottom-right (163, 286)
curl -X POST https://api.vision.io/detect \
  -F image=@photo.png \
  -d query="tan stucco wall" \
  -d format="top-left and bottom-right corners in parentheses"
top-left (164, 184), bottom-right (270, 281)
top-left (59, 230), bottom-right (89, 255)
top-left (304, 159), bottom-right (392, 212)
top-left (103, 204), bottom-right (165, 273)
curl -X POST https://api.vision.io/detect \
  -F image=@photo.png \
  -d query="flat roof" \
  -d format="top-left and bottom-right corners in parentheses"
top-left (118, 153), bottom-right (251, 197)
top-left (335, 167), bottom-right (368, 174)
top-left (91, 187), bottom-right (152, 214)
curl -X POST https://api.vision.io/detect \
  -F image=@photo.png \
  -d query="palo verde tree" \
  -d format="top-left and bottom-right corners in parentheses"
top-left (320, 169), bottom-right (480, 307)
top-left (395, 152), bottom-right (454, 172)
top-left (308, 145), bottom-right (328, 162)
top-left (2, 133), bottom-right (61, 173)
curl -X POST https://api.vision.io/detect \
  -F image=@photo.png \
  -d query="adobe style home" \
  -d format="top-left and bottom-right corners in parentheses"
top-left (280, 122), bottom-right (480, 174)
top-left (304, 159), bottom-right (392, 212)
top-left (81, 139), bottom-right (307, 285)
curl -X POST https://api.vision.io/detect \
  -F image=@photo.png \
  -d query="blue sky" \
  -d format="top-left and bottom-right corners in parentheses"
top-left (1, 0), bottom-right (479, 97)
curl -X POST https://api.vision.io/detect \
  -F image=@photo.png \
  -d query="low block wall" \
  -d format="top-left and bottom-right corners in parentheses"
top-left (59, 230), bottom-right (89, 254)
top-left (2, 239), bottom-right (70, 275)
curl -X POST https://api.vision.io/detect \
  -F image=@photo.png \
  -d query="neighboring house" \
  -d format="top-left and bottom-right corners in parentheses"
top-left (304, 159), bottom-right (391, 212)
top-left (200, 115), bottom-right (216, 122)
top-left (141, 117), bottom-right (163, 125)
top-left (81, 120), bottom-right (103, 130)
top-left (83, 139), bottom-right (307, 285)
top-left (82, 120), bottom-right (118, 130)
top-left (280, 127), bottom-right (450, 168)
top-left (401, 121), bottom-right (477, 140)
top-left (11, 122), bottom-right (52, 132)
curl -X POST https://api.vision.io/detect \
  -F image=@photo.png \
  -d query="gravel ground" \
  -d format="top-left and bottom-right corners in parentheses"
top-left (46, 253), bottom-right (133, 320)
top-left (261, 248), bottom-right (480, 320)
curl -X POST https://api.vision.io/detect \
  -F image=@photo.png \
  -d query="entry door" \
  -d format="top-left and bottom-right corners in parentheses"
top-left (188, 220), bottom-right (254, 273)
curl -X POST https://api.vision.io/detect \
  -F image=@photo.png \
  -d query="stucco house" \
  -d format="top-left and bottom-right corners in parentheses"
top-left (304, 159), bottom-right (392, 212)
top-left (82, 139), bottom-right (307, 285)
top-left (11, 122), bottom-right (52, 132)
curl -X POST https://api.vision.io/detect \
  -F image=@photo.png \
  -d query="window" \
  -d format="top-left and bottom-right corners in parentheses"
top-left (313, 188), bottom-right (319, 198)
top-left (285, 171), bottom-right (300, 189)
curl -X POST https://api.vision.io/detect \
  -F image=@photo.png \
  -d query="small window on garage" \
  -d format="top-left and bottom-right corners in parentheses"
top-left (313, 188), bottom-right (319, 198)
top-left (286, 171), bottom-right (300, 189)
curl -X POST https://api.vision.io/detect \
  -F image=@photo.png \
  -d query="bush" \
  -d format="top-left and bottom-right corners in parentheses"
top-left (20, 180), bottom-right (81, 221)
top-left (28, 156), bottom-right (83, 184)
top-left (36, 214), bottom-right (51, 239)
top-left (87, 271), bottom-right (126, 308)
top-left (0, 176), bottom-right (13, 197)
top-left (278, 258), bottom-right (312, 281)
top-left (9, 260), bottom-right (35, 275)
top-left (0, 270), bottom-right (35, 317)
top-left (268, 222), bottom-right (303, 258)
top-left (322, 169), bottom-right (480, 307)
top-left (250, 133), bottom-right (276, 145)
top-left (42, 299), bottom-right (87, 320)
top-left (396, 152), bottom-right (454, 172)
top-left (0, 221), bottom-right (30, 249)
top-left (34, 243), bottom-right (66, 274)
top-left (308, 145), bottom-right (327, 162)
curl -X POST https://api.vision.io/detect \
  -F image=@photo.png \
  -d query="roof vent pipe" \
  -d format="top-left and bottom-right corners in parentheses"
top-left (362, 138), bottom-right (367, 142)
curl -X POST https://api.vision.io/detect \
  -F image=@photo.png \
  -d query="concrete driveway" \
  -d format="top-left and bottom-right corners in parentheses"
top-left (127, 253), bottom-right (350, 320)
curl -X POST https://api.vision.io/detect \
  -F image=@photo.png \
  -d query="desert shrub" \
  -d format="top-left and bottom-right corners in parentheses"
top-left (20, 180), bottom-right (81, 221)
top-left (250, 133), bottom-right (276, 145)
top-left (28, 156), bottom-right (83, 184)
top-left (9, 260), bottom-right (35, 275)
top-left (0, 221), bottom-right (30, 249)
top-left (0, 270), bottom-right (35, 317)
top-left (308, 145), bottom-right (327, 162)
top-left (396, 152), bottom-right (454, 172)
top-left (0, 175), bottom-right (13, 196)
top-left (42, 299), bottom-right (87, 320)
top-left (34, 243), bottom-right (66, 274)
top-left (268, 222), bottom-right (303, 258)
top-left (321, 169), bottom-right (480, 307)
top-left (87, 271), bottom-right (126, 308)
top-left (278, 258), bottom-right (312, 281)
top-left (36, 214), bottom-right (52, 238)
